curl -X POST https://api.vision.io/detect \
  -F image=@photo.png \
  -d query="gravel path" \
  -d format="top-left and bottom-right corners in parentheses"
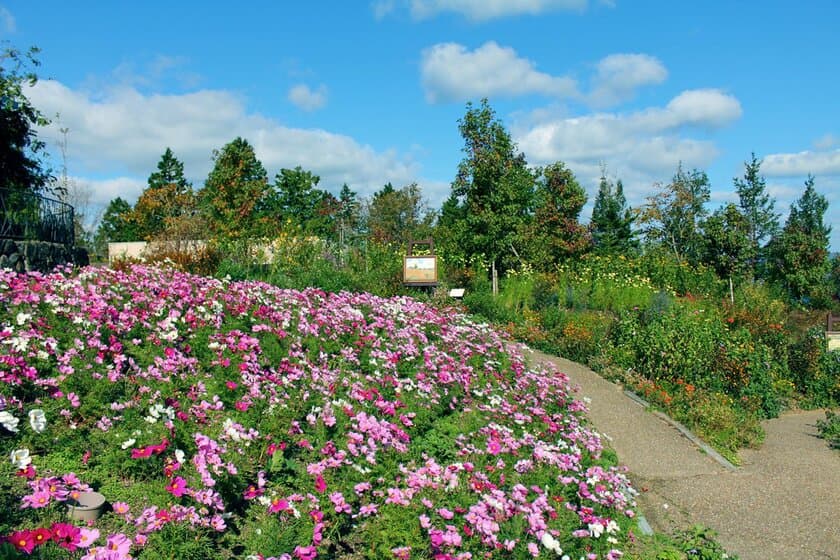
top-left (526, 349), bottom-right (840, 560)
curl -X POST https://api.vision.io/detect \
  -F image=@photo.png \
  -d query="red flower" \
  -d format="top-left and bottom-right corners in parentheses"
top-left (31, 528), bottom-right (51, 547)
top-left (51, 523), bottom-right (81, 551)
top-left (9, 530), bottom-right (36, 554)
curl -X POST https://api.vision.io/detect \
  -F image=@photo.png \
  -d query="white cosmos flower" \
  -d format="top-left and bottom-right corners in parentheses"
top-left (121, 438), bottom-right (137, 449)
top-left (10, 448), bottom-right (31, 469)
top-left (540, 532), bottom-right (562, 553)
top-left (0, 410), bottom-right (20, 432)
top-left (588, 522), bottom-right (605, 538)
top-left (174, 449), bottom-right (186, 464)
top-left (15, 312), bottom-right (31, 325)
top-left (28, 409), bottom-right (47, 433)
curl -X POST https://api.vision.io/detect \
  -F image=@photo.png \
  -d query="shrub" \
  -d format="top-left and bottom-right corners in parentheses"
top-left (789, 327), bottom-right (840, 406)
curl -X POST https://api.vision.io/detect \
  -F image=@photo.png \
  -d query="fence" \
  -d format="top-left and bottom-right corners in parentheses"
top-left (0, 188), bottom-right (75, 246)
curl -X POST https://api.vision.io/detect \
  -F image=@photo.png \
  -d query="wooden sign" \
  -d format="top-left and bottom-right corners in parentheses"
top-left (403, 255), bottom-right (437, 285)
top-left (403, 238), bottom-right (438, 286)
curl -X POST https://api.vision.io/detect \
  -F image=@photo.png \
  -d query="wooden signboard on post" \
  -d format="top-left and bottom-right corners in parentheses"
top-left (403, 239), bottom-right (438, 287)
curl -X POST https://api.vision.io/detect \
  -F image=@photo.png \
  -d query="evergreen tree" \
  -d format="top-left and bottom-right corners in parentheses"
top-left (768, 176), bottom-right (831, 301)
top-left (337, 183), bottom-right (361, 236)
top-left (590, 172), bottom-right (636, 254)
top-left (525, 162), bottom-right (591, 269)
top-left (148, 147), bottom-right (191, 193)
top-left (199, 137), bottom-right (269, 239)
top-left (734, 153), bottom-right (779, 277)
top-left (130, 148), bottom-right (193, 240)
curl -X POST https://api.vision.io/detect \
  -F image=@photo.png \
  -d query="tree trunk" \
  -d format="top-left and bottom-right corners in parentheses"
top-left (492, 260), bottom-right (498, 296)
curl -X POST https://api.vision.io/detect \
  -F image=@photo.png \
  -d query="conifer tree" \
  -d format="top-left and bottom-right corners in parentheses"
top-left (590, 172), bottom-right (636, 254)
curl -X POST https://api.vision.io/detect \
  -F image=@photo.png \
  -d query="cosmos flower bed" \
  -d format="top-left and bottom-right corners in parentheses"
top-left (0, 264), bottom-right (637, 559)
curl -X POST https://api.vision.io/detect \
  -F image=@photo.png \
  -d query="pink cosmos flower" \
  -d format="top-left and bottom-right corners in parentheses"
top-left (105, 533), bottom-right (131, 556)
top-left (166, 476), bottom-right (188, 497)
top-left (77, 528), bottom-right (99, 548)
top-left (112, 501), bottom-right (130, 515)
top-left (314, 474), bottom-right (326, 493)
top-left (294, 545), bottom-right (317, 560)
top-left (268, 498), bottom-right (289, 513)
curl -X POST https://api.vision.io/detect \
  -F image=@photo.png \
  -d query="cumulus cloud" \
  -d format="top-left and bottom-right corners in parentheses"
top-left (410, 0), bottom-right (587, 21)
top-left (287, 83), bottom-right (328, 112)
top-left (588, 53), bottom-right (667, 107)
top-left (0, 6), bottom-right (14, 33)
top-left (420, 41), bottom-right (578, 103)
top-left (514, 89), bottom-right (742, 204)
top-left (762, 149), bottom-right (840, 177)
top-left (26, 80), bottom-right (418, 199)
top-left (72, 176), bottom-right (147, 207)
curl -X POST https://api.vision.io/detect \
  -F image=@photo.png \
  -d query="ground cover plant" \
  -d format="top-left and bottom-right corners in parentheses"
top-left (816, 410), bottom-right (840, 450)
top-left (0, 264), bottom-right (640, 559)
top-left (465, 255), bottom-right (838, 463)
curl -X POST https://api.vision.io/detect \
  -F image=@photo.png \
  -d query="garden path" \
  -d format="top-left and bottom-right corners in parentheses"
top-left (526, 349), bottom-right (840, 560)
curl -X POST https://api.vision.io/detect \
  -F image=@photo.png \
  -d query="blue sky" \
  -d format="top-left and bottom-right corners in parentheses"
top-left (2, 1), bottom-right (838, 248)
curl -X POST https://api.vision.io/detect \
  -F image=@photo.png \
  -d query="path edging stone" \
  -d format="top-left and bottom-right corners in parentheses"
top-left (623, 390), bottom-right (738, 472)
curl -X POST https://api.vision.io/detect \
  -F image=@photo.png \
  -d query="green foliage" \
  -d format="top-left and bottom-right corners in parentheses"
top-left (637, 165), bottom-right (710, 265)
top-left (0, 44), bottom-right (52, 194)
top-left (768, 176), bottom-right (831, 303)
top-left (788, 328), bottom-right (840, 407)
top-left (199, 137), bottom-right (270, 239)
top-left (524, 161), bottom-right (591, 269)
top-left (591, 173), bottom-right (636, 255)
top-left (734, 152), bottom-right (779, 278)
top-left (440, 99), bottom-right (536, 271)
top-left (95, 197), bottom-right (139, 253)
top-left (268, 166), bottom-right (338, 238)
top-left (137, 524), bottom-right (217, 559)
top-left (147, 147), bottom-right (191, 193)
top-left (130, 149), bottom-right (198, 241)
top-left (364, 182), bottom-right (435, 245)
top-left (816, 410), bottom-right (840, 450)
top-left (701, 203), bottom-right (755, 281)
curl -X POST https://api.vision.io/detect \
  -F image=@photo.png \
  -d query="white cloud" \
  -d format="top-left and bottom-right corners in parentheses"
top-left (514, 89), bottom-right (742, 206)
top-left (0, 6), bottom-right (15, 33)
top-left (588, 53), bottom-right (667, 107)
top-left (410, 0), bottom-right (587, 21)
top-left (26, 80), bottom-right (417, 199)
top-left (813, 133), bottom-right (837, 150)
top-left (372, 0), bottom-right (396, 19)
top-left (420, 41), bottom-right (578, 103)
top-left (762, 149), bottom-right (840, 177)
top-left (287, 83), bottom-right (328, 112)
top-left (72, 176), bottom-right (147, 207)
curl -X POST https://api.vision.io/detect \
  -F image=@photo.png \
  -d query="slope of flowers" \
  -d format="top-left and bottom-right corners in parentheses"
top-left (0, 264), bottom-right (637, 559)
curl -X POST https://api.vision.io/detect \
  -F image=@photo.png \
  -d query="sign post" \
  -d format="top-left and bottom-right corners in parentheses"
top-left (403, 239), bottom-right (438, 287)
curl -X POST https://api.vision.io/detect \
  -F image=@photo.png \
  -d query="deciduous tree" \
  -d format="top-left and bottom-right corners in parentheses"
top-left (439, 99), bottom-right (535, 274)
top-left (525, 162), bottom-right (590, 269)
top-left (0, 45), bottom-right (51, 194)
top-left (637, 164), bottom-right (710, 264)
